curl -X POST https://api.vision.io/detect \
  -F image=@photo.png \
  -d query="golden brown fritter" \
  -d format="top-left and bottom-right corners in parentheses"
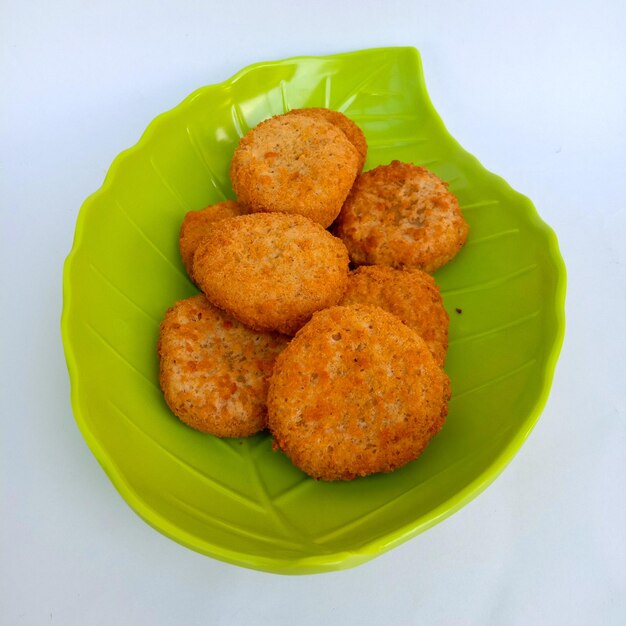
top-left (230, 113), bottom-right (360, 227)
top-left (192, 212), bottom-right (350, 335)
top-left (268, 305), bottom-right (450, 480)
top-left (340, 265), bottom-right (449, 366)
top-left (179, 200), bottom-right (245, 281)
top-left (336, 161), bottom-right (469, 273)
top-left (158, 295), bottom-right (289, 437)
top-left (284, 108), bottom-right (367, 171)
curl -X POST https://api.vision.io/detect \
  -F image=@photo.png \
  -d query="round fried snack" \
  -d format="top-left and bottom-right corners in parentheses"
top-left (230, 113), bottom-right (360, 227)
top-left (158, 295), bottom-right (288, 437)
top-left (179, 200), bottom-right (245, 280)
top-left (193, 213), bottom-right (350, 335)
top-left (268, 305), bottom-right (450, 480)
top-left (336, 161), bottom-right (469, 273)
top-left (284, 108), bottom-right (367, 171)
top-left (340, 265), bottom-right (449, 366)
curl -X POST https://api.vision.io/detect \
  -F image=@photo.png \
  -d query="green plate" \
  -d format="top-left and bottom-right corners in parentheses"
top-left (62, 47), bottom-right (566, 574)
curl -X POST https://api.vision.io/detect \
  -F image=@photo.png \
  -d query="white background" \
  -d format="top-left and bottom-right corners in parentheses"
top-left (2, 1), bottom-right (625, 624)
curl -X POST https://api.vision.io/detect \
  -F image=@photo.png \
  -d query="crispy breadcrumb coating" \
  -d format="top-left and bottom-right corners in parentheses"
top-left (193, 213), bottom-right (349, 335)
top-left (230, 113), bottom-right (360, 227)
top-left (158, 295), bottom-right (288, 437)
top-left (179, 200), bottom-right (245, 281)
top-left (268, 305), bottom-right (450, 480)
top-left (340, 265), bottom-right (449, 366)
top-left (284, 108), bottom-right (367, 171)
top-left (336, 161), bottom-right (469, 272)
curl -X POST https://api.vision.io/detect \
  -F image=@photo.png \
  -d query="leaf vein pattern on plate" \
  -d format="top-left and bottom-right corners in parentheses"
top-left (169, 494), bottom-right (306, 551)
top-left (243, 443), bottom-right (313, 546)
top-left (324, 75), bottom-right (332, 108)
top-left (461, 199), bottom-right (501, 211)
top-left (149, 156), bottom-right (190, 211)
top-left (86, 322), bottom-right (159, 390)
top-left (230, 102), bottom-right (249, 139)
top-left (333, 59), bottom-right (394, 113)
top-left (272, 476), bottom-right (313, 505)
top-left (367, 137), bottom-right (428, 149)
top-left (418, 158), bottom-right (442, 168)
top-left (208, 436), bottom-right (248, 461)
top-left (314, 427), bottom-right (517, 545)
top-left (448, 310), bottom-right (541, 347)
top-left (89, 263), bottom-right (160, 325)
top-left (108, 400), bottom-right (265, 513)
top-left (450, 358), bottom-right (538, 402)
top-left (464, 228), bottom-right (520, 246)
top-left (249, 434), bottom-right (271, 456)
top-left (185, 126), bottom-right (230, 200)
top-left (280, 79), bottom-right (291, 113)
top-left (114, 199), bottom-right (188, 280)
top-left (441, 264), bottom-right (538, 297)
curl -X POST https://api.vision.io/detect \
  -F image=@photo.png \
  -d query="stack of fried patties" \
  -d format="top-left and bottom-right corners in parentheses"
top-left (158, 108), bottom-right (469, 480)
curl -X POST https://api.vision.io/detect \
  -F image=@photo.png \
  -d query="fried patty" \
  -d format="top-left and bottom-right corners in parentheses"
top-left (340, 265), bottom-right (449, 366)
top-left (268, 305), bottom-right (450, 480)
top-left (230, 113), bottom-right (360, 227)
top-left (284, 108), bottom-right (367, 171)
top-left (179, 200), bottom-right (244, 280)
top-left (336, 161), bottom-right (469, 273)
top-left (192, 212), bottom-right (349, 335)
top-left (158, 295), bottom-right (288, 437)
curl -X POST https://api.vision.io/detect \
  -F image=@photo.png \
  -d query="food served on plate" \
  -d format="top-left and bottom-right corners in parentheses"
top-left (179, 200), bottom-right (246, 281)
top-left (158, 295), bottom-right (288, 437)
top-left (284, 107), bottom-right (368, 171)
top-left (230, 112), bottom-right (360, 227)
top-left (340, 265), bottom-right (449, 366)
top-left (335, 160), bottom-right (469, 273)
top-left (192, 212), bottom-right (350, 335)
top-left (267, 305), bottom-right (450, 480)
top-left (156, 108), bottom-right (468, 480)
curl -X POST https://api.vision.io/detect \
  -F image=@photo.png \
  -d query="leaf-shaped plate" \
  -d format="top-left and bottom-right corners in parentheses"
top-left (62, 47), bottom-right (566, 574)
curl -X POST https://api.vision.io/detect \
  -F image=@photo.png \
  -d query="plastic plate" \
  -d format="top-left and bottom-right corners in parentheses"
top-left (62, 47), bottom-right (566, 574)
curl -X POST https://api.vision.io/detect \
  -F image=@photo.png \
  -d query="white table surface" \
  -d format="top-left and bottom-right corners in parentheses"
top-left (2, 1), bottom-right (625, 624)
